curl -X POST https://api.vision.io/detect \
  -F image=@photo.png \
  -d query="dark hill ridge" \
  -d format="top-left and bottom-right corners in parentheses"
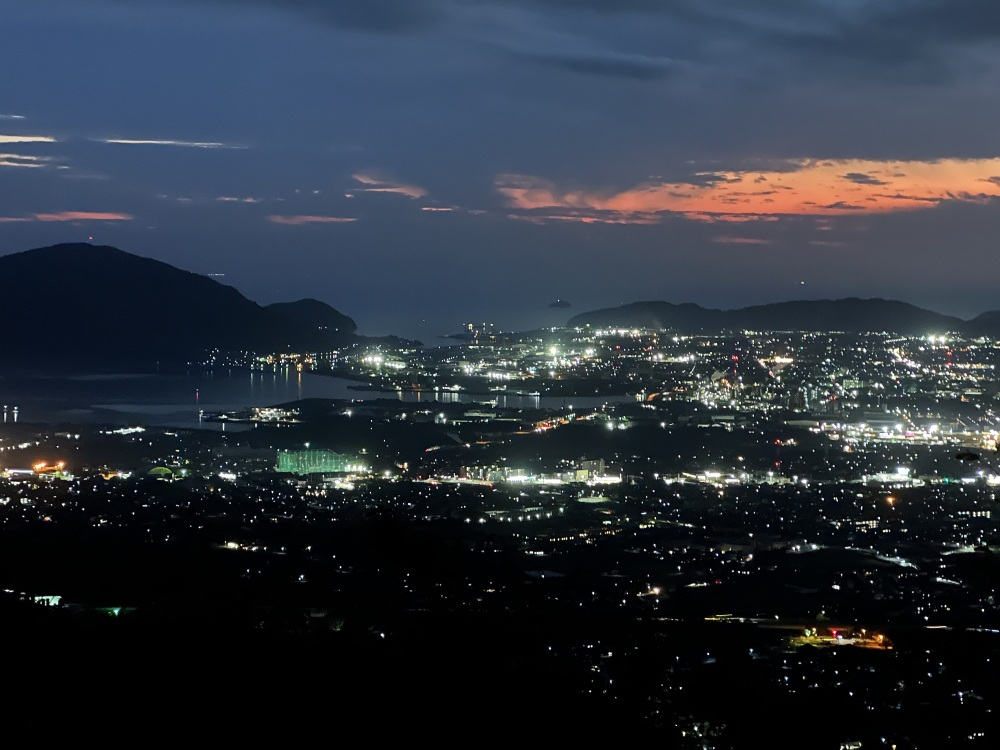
top-left (567, 298), bottom-right (990, 336)
top-left (0, 243), bottom-right (357, 364)
top-left (266, 299), bottom-right (354, 334)
top-left (965, 310), bottom-right (1000, 337)
top-left (265, 299), bottom-right (356, 351)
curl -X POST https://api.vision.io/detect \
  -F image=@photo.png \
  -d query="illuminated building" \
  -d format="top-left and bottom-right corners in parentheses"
top-left (276, 449), bottom-right (365, 475)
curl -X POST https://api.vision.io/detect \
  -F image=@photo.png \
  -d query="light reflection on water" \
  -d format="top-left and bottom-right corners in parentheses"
top-left (0, 368), bottom-right (635, 428)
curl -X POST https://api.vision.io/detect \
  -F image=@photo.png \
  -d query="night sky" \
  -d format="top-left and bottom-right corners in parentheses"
top-left (3, 0), bottom-right (1000, 339)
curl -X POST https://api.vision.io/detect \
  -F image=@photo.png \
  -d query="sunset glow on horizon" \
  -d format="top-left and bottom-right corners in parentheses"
top-left (498, 158), bottom-right (1000, 223)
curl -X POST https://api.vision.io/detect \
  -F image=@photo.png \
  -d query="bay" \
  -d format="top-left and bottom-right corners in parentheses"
top-left (0, 368), bottom-right (636, 428)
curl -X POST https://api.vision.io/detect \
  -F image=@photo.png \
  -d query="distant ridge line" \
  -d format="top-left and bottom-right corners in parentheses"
top-left (567, 298), bottom-right (1000, 337)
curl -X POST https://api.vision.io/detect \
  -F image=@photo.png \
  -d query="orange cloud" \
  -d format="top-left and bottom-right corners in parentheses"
top-left (0, 212), bottom-right (132, 223)
top-left (498, 158), bottom-right (1000, 223)
top-left (267, 215), bottom-right (357, 225)
top-left (33, 211), bottom-right (132, 222)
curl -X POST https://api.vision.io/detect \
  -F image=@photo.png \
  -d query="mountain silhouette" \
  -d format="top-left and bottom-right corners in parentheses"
top-left (567, 298), bottom-right (988, 335)
top-left (0, 243), bottom-right (357, 366)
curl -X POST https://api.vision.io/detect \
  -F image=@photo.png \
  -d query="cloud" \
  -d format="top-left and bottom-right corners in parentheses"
top-left (0, 114), bottom-right (26, 120)
top-left (842, 172), bottom-right (888, 186)
top-left (113, 0), bottom-right (678, 33)
top-left (521, 50), bottom-right (677, 80)
top-left (117, 0), bottom-right (444, 33)
top-left (507, 210), bottom-right (660, 225)
top-left (682, 212), bottom-right (781, 223)
top-left (267, 214), bottom-right (357, 225)
top-left (684, 172), bottom-right (745, 187)
top-left (99, 0), bottom-right (1000, 72)
top-left (884, 0), bottom-right (1000, 44)
top-left (33, 211), bottom-right (133, 222)
top-left (97, 138), bottom-right (242, 149)
top-left (217, 196), bottom-right (263, 203)
top-left (0, 211), bottom-right (132, 223)
top-left (497, 158), bottom-right (1000, 223)
top-left (821, 201), bottom-right (866, 211)
top-left (58, 171), bottom-right (110, 181)
top-left (728, 0), bottom-right (1000, 82)
top-left (0, 134), bottom-right (56, 144)
top-left (870, 192), bottom-right (941, 204)
top-left (0, 153), bottom-right (52, 168)
top-left (352, 173), bottom-right (427, 199)
top-left (509, 0), bottom-right (676, 12)
top-left (499, 0), bottom-right (995, 86)
top-left (712, 236), bottom-right (773, 245)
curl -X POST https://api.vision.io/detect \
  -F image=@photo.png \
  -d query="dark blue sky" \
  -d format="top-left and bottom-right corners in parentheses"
top-left (3, 0), bottom-right (1000, 339)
